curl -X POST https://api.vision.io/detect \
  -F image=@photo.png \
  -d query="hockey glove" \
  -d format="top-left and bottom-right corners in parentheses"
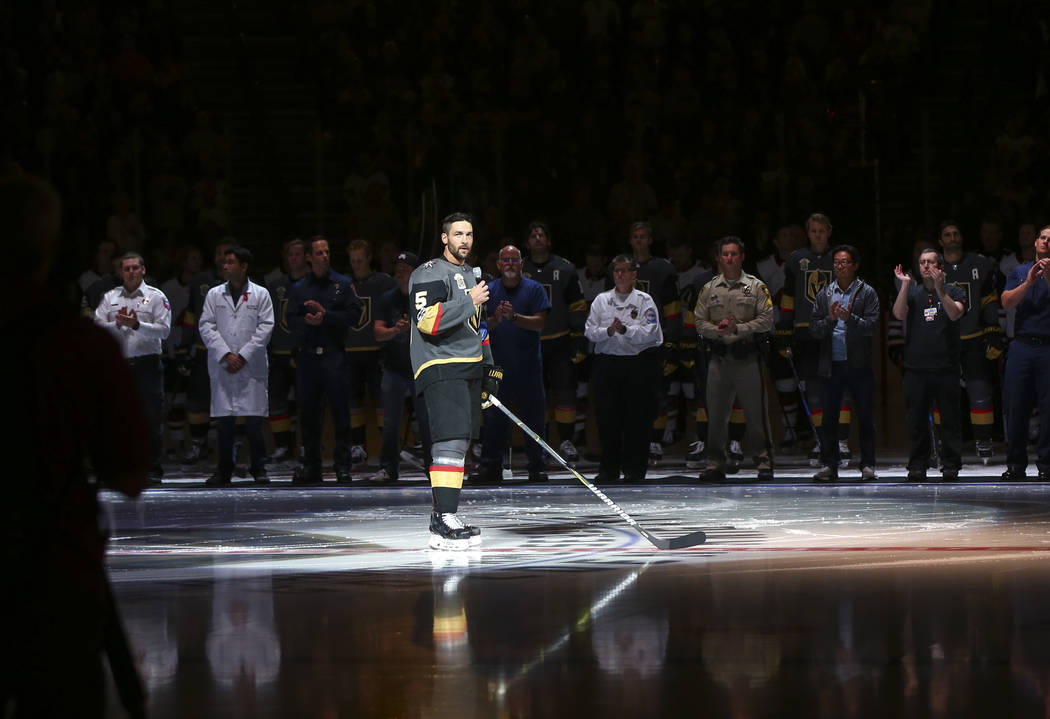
top-left (481, 365), bottom-right (503, 407)
top-left (985, 330), bottom-right (1006, 360)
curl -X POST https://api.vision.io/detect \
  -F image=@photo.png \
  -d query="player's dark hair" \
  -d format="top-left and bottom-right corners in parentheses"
top-left (441, 212), bottom-right (473, 236)
top-left (832, 244), bottom-right (859, 263)
top-left (715, 236), bottom-right (746, 255)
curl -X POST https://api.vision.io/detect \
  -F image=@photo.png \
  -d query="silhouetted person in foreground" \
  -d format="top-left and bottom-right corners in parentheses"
top-left (0, 174), bottom-right (149, 718)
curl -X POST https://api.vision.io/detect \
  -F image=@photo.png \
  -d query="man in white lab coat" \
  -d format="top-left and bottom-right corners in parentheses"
top-left (199, 245), bottom-right (275, 485)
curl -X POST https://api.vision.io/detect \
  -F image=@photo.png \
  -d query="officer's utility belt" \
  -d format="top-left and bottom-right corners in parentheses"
top-left (1015, 335), bottom-right (1050, 346)
top-left (705, 339), bottom-right (760, 360)
top-left (298, 345), bottom-right (343, 355)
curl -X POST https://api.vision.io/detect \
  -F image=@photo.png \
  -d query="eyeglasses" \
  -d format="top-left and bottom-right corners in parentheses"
top-left (832, 260), bottom-right (854, 267)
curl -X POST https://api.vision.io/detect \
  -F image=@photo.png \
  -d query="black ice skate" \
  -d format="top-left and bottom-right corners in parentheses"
top-left (429, 512), bottom-right (482, 551)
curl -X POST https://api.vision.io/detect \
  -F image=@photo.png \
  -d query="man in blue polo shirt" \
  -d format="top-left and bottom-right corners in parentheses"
top-left (1000, 225), bottom-right (1050, 481)
top-left (473, 244), bottom-right (551, 483)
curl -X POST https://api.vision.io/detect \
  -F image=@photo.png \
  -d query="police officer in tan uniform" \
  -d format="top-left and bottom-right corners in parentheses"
top-left (695, 237), bottom-right (775, 482)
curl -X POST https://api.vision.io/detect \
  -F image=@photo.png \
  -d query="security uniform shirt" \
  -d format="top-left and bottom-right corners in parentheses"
top-left (1007, 262), bottom-right (1050, 338)
top-left (94, 282), bottom-right (172, 358)
top-left (695, 271), bottom-right (774, 346)
top-left (901, 283), bottom-right (967, 370)
top-left (584, 288), bottom-right (663, 355)
top-left (409, 257), bottom-right (493, 393)
top-left (288, 269), bottom-right (362, 349)
top-left (345, 271), bottom-right (396, 353)
top-left (374, 284), bottom-right (413, 378)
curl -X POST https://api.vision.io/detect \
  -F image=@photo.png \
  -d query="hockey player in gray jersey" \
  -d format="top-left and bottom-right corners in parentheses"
top-left (410, 212), bottom-right (500, 550)
top-left (522, 221), bottom-right (588, 463)
top-left (265, 238), bottom-right (308, 464)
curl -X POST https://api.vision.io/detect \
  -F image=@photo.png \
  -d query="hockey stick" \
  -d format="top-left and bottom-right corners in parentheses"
top-left (486, 395), bottom-right (706, 550)
top-left (784, 347), bottom-right (820, 440)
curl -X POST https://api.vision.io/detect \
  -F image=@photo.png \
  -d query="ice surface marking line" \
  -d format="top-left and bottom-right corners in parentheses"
top-left (486, 395), bottom-right (706, 550)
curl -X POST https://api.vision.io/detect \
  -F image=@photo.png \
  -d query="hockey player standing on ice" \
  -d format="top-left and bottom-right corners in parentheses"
top-left (937, 220), bottom-right (1005, 461)
top-left (410, 212), bottom-right (500, 549)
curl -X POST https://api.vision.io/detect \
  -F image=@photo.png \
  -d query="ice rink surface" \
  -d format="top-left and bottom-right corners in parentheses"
top-left (102, 456), bottom-right (1050, 718)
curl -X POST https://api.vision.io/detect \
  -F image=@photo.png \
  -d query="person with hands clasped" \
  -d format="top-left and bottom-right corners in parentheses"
top-left (808, 245), bottom-right (880, 482)
top-left (694, 237), bottom-right (775, 484)
top-left (198, 246), bottom-right (275, 486)
top-left (94, 251), bottom-right (172, 482)
top-left (999, 226), bottom-right (1050, 480)
top-left (584, 254), bottom-right (664, 484)
top-left (289, 236), bottom-right (363, 484)
top-left (892, 249), bottom-right (966, 482)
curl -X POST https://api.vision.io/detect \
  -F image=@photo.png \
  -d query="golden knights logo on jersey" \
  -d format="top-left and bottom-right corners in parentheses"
top-left (804, 269), bottom-right (832, 306)
top-left (351, 297), bottom-right (372, 331)
top-left (274, 285), bottom-right (290, 332)
top-left (947, 281), bottom-right (972, 311)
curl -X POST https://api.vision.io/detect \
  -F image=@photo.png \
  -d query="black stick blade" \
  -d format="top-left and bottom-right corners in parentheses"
top-left (663, 531), bottom-right (708, 550)
top-left (639, 529), bottom-right (707, 550)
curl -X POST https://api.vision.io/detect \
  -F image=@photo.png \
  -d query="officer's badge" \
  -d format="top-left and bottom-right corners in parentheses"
top-left (742, 285), bottom-right (752, 296)
top-left (630, 309), bottom-right (638, 319)
top-left (454, 273), bottom-right (466, 290)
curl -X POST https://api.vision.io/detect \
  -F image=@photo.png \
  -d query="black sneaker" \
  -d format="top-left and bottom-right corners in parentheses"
top-left (1001, 468), bottom-right (1027, 481)
top-left (429, 512), bottom-right (481, 550)
top-left (292, 464), bottom-right (323, 485)
top-left (252, 467), bottom-right (270, 484)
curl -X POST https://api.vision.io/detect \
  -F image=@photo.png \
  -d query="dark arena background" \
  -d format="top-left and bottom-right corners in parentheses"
top-left (5, 1), bottom-right (1050, 717)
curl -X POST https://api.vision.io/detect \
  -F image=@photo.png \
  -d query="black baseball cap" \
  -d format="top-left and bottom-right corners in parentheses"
top-left (396, 251), bottom-right (420, 268)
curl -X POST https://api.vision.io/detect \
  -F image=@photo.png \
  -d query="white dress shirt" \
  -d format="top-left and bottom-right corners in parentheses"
top-left (94, 282), bottom-right (172, 358)
top-left (584, 287), bottom-right (663, 356)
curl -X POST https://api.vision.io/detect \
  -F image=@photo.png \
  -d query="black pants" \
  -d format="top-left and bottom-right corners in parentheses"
top-left (216, 416), bottom-right (266, 474)
top-left (592, 352), bottom-right (661, 481)
top-left (819, 362), bottom-right (876, 469)
top-left (295, 349), bottom-right (351, 469)
top-left (129, 354), bottom-right (164, 473)
top-left (903, 368), bottom-right (962, 473)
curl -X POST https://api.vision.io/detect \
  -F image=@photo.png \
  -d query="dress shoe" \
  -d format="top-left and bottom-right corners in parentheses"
top-left (205, 471), bottom-right (232, 487)
top-left (1039, 470), bottom-right (1049, 482)
top-left (292, 464), bottom-right (323, 485)
top-left (592, 473), bottom-right (618, 484)
top-left (906, 471), bottom-right (926, 482)
top-left (466, 465), bottom-right (502, 485)
top-left (756, 468), bottom-right (774, 482)
top-left (252, 467), bottom-right (270, 484)
top-left (527, 470), bottom-right (549, 484)
top-left (1001, 468), bottom-right (1027, 481)
top-left (941, 469), bottom-right (959, 482)
top-left (697, 468), bottom-right (726, 483)
top-left (335, 467), bottom-right (354, 484)
top-left (813, 466), bottom-right (837, 483)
